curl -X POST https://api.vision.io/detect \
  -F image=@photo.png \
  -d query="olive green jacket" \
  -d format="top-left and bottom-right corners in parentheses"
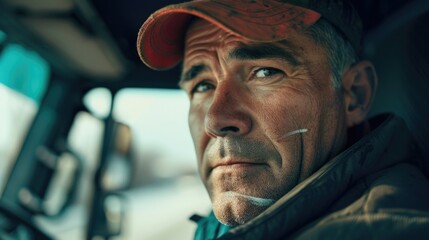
top-left (193, 114), bottom-right (429, 239)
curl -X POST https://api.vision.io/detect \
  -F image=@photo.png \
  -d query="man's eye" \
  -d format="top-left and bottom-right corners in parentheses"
top-left (254, 67), bottom-right (282, 78)
top-left (192, 81), bottom-right (215, 94)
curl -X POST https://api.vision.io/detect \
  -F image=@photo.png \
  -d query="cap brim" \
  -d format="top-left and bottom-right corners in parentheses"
top-left (137, 0), bottom-right (321, 70)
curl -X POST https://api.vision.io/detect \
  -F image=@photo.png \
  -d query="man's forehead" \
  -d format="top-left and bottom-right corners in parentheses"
top-left (185, 18), bottom-right (305, 46)
top-left (180, 20), bottom-right (309, 86)
top-left (183, 18), bottom-right (311, 63)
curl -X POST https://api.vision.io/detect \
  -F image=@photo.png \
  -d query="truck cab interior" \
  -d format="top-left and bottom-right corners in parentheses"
top-left (0, 0), bottom-right (428, 239)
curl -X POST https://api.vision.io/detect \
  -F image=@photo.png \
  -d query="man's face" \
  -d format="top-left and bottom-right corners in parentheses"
top-left (180, 19), bottom-right (349, 226)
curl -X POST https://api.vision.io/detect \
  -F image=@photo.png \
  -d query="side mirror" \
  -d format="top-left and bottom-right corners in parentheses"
top-left (18, 145), bottom-right (82, 217)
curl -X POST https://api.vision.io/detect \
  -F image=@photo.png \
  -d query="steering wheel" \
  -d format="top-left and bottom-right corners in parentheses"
top-left (0, 200), bottom-right (52, 240)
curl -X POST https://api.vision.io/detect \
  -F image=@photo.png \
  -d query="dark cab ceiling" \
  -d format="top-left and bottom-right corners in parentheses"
top-left (0, 0), bottom-right (426, 88)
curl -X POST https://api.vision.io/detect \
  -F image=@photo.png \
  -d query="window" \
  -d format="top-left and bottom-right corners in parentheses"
top-left (112, 89), bottom-right (210, 240)
top-left (0, 31), bottom-right (50, 193)
top-left (36, 88), bottom-right (210, 239)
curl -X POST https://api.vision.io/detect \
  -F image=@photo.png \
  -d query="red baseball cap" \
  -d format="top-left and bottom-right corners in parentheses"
top-left (137, 0), bottom-right (362, 70)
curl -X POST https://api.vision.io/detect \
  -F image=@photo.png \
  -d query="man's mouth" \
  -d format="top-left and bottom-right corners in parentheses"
top-left (212, 159), bottom-right (266, 172)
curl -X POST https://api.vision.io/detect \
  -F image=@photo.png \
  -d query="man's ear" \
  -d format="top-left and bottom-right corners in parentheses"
top-left (342, 60), bottom-right (378, 127)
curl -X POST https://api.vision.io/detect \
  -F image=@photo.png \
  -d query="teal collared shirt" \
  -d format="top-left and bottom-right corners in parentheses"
top-left (191, 212), bottom-right (230, 240)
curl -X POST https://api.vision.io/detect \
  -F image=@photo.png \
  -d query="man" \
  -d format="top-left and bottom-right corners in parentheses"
top-left (137, 0), bottom-right (429, 239)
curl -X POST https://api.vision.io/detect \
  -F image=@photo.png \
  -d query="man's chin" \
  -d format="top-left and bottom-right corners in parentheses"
top-left (212, 194), bottom-right (270, 226)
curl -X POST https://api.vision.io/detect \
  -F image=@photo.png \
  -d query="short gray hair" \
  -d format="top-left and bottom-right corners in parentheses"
top-left (306, 19), bottom-right (359, 88)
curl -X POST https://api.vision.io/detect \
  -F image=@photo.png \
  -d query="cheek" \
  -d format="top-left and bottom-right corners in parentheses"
top-left (258, 94), bottom-right (318, 143)
top-left (188, 103), bottom-right (208, 159)
top-left (256, 90), bottom-right (325, 171)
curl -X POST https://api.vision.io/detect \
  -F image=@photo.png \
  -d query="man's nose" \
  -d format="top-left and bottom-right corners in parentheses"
top-left (204, 81), bottom-right (252, 137)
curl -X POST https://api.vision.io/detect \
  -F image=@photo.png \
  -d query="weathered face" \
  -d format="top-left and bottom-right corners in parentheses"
top-left (180, 19), bottom-right (349, 226)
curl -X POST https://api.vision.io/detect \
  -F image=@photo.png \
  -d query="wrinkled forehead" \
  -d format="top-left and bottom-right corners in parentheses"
top-left (184, 19), bottom-right (245, 50)
top-left (182, 18), bottom-right (321, 63)
top-left (184, 17), bottom-right (308, 45)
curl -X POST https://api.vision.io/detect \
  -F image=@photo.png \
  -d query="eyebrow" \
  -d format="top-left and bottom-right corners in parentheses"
top-left (228, 43), bottom-right (301, 66)
top-left (179, 64), bottom-right (208, 88)
top-left (179, 43), bottom-right (301, 87)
